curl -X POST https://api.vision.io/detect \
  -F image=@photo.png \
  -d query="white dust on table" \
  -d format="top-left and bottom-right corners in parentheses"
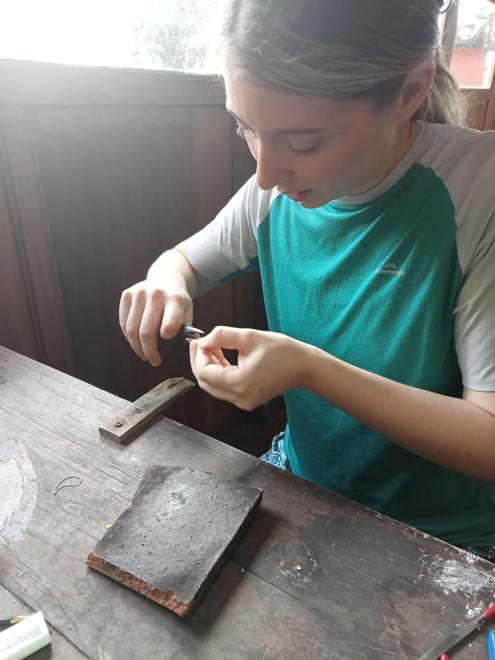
top-left (0, 460), bottom-right (24, 529)
top-left (465, 603), bottom-right (484, 618)
top-left (0, 438), bottom-right (37, 543)
top-left (270, 538), bottom-right (319, 589)
top-left (417, 550), bottom-right (495, 599)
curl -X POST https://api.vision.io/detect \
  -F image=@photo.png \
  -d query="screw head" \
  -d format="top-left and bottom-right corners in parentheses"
top-left (134, 407), bottom-right (142, 413)
top-left (114, 420), bottom-right (124, 428)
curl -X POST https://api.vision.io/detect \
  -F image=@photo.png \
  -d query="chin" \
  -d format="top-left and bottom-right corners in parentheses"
top-left (298, 197), bottom-right (332, 209)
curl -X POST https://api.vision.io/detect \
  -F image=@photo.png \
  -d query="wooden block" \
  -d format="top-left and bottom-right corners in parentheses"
top-left (99, 378), bottom-right (194, 444)
top-left (86, 466), bottom-right (263, 618)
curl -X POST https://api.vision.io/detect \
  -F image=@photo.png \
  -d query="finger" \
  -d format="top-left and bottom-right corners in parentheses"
top-left (160, 293), bottom-right (191, 339)
top-left (213, 348), bottom-right (230, 367)
top-left (196, 348), bottom-right (228, 367)
top-left (190, 342), bottom-right (245, 405)
top-left (139, 299), bottom-right (166, 366)
top-left (197, 326), bottom-right (252, 352)
top-left (190, 341), bottom-right (224, 365)
top-left (190, 340), bottom-right (228, 370)
top-left (191, 341), bottom-right (229, 367)
top-left (184, 306), bottom-right (193, 326)
top-left (192, 362), bottom-right (247, 407)
top-left (190, 341), bottom-right (219, 378)
top-left (192, 346), bottom-right (239, 391)
top-left (124, 293), bottom-right (148, 360)
top-left (119, 290), bottom-right (132, 338)
top-left (203, 349), bottom-right (229, 368)
top-left (195, 378), bottom-right (238, 404)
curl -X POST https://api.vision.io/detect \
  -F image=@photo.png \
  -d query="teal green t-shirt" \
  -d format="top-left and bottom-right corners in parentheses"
top-left (180, 122), bottom-right (495, 546)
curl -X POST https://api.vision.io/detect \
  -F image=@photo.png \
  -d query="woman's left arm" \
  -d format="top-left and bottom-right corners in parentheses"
top-left (305, 348), bottom-right (495, 480)
top-left (190, 326), bottom-right (495, 480)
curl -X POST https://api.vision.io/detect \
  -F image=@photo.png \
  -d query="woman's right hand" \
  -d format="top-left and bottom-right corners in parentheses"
top-left (119, 280), bottom-right (193, 367)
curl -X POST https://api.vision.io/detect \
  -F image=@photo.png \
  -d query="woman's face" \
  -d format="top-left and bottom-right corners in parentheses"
top-left (224, 70), bottom-right (409, 207)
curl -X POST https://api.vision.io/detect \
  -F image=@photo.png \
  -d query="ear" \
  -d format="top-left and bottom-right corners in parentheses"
top-left (393, 59), bottom-right (435, 122)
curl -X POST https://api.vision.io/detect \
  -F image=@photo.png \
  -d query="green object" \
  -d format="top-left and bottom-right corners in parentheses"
top-left (258, 162), bottom-right (494, 546)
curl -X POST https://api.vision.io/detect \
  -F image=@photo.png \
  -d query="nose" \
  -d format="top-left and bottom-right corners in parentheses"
top-left (254, 139), bottom-right (289, 191)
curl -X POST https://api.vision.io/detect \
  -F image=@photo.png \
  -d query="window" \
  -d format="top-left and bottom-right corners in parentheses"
top-left (443, 0), bottom-right (495, 89)
top-left (0, 0), bottom-right (228, 73)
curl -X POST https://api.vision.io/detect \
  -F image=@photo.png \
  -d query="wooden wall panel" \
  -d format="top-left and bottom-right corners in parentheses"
top-left (0, 59), bottom-right (223, 107)
top-left (0, 134), bottom-right (39, 359)
top-left (0, 109), bottom-right (74, 372)
top-left (463, 89), bottom-right (490, 130)
top-left (0, 59), bottom-right (256, 441)
top-left (31, 106), bottom-right (231, 391)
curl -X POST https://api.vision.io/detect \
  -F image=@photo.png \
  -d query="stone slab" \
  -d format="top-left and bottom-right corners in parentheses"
top-left (87, 465), bottom-right (263, 617)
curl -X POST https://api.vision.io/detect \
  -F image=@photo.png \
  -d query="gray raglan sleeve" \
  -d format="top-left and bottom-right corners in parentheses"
top-left (454, 211), bottom-right (495, 392)
top-left (177, 175), bottom-right (273, 282)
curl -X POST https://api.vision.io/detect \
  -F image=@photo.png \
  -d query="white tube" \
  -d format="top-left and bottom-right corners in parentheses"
top-left (0, 612), bottom-right (51, 660)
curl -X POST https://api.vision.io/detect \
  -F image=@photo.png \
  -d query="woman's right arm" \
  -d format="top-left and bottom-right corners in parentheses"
top-left (120, 175), bottom-right (268, 366)
top-left (119, 248), bottom-right (216, 367)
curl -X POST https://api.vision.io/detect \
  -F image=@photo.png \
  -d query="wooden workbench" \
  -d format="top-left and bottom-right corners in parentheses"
top-left (1, 346), bottom-right (494, 659)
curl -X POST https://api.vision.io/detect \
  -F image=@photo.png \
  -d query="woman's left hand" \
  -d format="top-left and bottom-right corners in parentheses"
top-left (189, 326), bottom-right (311, 410)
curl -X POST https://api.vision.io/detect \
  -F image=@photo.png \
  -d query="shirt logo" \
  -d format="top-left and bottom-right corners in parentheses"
top-left (374, 262), bottom-right (406, 277)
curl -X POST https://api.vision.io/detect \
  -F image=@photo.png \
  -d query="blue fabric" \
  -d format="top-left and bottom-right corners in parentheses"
top-left (260, 432), bottom-right (292, 472)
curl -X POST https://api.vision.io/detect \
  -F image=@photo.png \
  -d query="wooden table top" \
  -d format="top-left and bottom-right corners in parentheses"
top-left (1, 346), bottom-right (494, 659)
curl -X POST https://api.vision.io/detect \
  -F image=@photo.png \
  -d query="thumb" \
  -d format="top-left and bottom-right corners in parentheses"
top-left (160, 299), bottom-right (192, 339)
top-left (198, 326), bottom-right (251, 352)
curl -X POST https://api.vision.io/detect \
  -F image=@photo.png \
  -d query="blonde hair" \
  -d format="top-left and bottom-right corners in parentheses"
top-left (222, 0), bottom-right (466, 125)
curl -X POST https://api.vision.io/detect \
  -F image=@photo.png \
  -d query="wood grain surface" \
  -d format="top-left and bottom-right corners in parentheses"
top-left (1, 346), bottom-right (495, 659)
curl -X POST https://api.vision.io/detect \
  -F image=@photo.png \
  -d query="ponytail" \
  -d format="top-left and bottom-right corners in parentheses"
top-left (416, 48), bottom-right (466, 125)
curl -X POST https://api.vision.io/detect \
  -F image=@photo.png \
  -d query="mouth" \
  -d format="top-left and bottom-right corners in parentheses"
top-left (281, 189), bottom-right (311, 202)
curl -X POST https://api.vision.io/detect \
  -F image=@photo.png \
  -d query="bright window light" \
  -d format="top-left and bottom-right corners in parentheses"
top-left (0, 0), bottom-right (228, 72)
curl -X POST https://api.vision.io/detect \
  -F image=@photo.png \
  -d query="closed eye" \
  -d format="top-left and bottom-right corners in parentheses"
top-left (287, 140), bottom-right (325, 154)
top-left (235, 123), bottom-right (325, 154)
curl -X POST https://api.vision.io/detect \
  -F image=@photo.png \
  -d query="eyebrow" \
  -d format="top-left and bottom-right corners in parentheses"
top-left (227, 109), bottom-right (327, 136)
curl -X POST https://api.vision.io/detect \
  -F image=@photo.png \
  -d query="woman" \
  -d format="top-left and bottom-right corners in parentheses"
top-left (120, 0), bottom-right (495, 559)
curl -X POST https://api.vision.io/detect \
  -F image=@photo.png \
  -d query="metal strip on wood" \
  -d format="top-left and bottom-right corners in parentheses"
top-left (99, 377), bottom-right (195, 444)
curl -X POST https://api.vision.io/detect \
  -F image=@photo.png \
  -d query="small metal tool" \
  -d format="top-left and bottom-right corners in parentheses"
top-left (159, 325), bottom-right (205, 351)
top-left (418, 603), bottom-right (495, 659)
